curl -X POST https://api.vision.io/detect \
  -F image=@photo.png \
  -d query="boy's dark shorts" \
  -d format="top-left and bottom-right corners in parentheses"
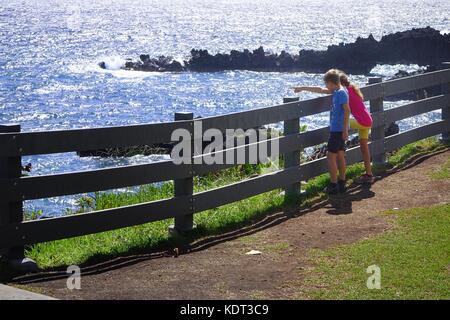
top-left (327, 132), bottom-right (346, 153)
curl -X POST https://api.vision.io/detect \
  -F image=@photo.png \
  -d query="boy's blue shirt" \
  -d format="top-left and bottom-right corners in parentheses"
top-left (329, 87), bottom-right (349, 132)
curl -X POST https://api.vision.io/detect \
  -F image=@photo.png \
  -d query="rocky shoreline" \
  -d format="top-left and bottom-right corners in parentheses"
top-left (90, 27), bottom-right (448, 159)
top-left (99, 27), bottom-right (450, 75)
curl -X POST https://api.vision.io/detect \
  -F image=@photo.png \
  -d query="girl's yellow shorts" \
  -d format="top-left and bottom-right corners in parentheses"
top-left (350, 118), bottom-right (371, 140)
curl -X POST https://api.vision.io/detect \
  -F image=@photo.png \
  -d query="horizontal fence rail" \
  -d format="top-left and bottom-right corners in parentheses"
top-left (1, 68), bottom-right (449, 254)
top-left (360, 69), bottom-right (450, 100)
top-left (385, 119), bottom-right (450, 151)
top-left (0, 126), bottom-right (332, 201)
top-left (0, 196), bottom-right (192, 247)
top-left (0, 121), bottom-right (193, 157)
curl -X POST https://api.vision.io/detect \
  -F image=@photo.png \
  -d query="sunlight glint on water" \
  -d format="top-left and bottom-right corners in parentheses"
top-left (1, 0), bottom-right (448, 215)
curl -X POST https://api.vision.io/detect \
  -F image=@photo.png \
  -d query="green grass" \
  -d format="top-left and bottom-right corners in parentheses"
top-left (387, 136), bottom-right (447, 167)
top-left (302, 203), bottom-right (450, 300)
top-left (264, 241), bottom-right (291, 253)
top-left (25, 164), bottom-right (286, 269)
top-left (429, 158), bottom-right (450, 180)
top-left (23, 137), bottom-right (446, 269)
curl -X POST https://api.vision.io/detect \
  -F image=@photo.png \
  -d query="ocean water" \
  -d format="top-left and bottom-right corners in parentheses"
top-left (1, 0), bottom-right (448, 215)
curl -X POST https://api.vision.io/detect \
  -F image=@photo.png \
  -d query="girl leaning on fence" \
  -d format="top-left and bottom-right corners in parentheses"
top-left (339, 71), bottom-right (374, 184)
top-left (291, 70), bottom-right (375, 185)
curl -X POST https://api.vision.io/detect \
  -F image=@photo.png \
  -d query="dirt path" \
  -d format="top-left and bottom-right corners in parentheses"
top-left (13, 150), bottom-right (450, 299)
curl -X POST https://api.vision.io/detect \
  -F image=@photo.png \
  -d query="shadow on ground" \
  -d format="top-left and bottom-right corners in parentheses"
top-left (2, 147), bottom-right (447, 285)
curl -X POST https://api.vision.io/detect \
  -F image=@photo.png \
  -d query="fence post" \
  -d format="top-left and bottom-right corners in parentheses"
top-left (283, 97), bottom-right (301, 197)
top-left (0, 124), bottom-right (38, 271)
top-left (368, 77), bottom-right (386, 165)
top-left (0, 124), bottom-right (23, 259)
top-left (441, 62), bottom-right (450, 143)
top-left (169, 112), bottom-right (195, 235)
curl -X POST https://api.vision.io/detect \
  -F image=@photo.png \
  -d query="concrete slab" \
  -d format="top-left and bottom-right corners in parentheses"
top-left (0, 284), bottom-right (56, 300)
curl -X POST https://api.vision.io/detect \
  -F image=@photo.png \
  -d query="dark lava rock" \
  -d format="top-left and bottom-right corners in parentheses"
top-left (385, 122), bottom-right (400, 137)
top-left (185, 27), bottom-right (450, 74)
top-left (100, 27), bottom-right (449, 75)
top-left (119, 55), bottom-right (185, 72)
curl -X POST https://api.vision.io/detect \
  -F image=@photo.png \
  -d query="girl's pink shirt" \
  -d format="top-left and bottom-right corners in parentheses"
top-left (347, 86), bottom-right (373, 127)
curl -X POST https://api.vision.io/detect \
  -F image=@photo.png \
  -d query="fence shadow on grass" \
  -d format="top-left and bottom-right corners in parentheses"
top-left (5, 183), bottom-right (374, 284)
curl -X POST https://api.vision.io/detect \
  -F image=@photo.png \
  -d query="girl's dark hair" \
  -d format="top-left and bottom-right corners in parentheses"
top-left (339, 70), bottom-right (364, 99)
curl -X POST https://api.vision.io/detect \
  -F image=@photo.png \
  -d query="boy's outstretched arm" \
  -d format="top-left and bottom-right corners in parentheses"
top-left (291, 86), bottom-right (331, 94)
top-left (342, 103), bottom-right (350, 140)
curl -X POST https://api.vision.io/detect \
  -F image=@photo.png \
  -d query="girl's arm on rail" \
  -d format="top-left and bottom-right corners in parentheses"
top-left (291, 86), bottom-right (331, 94)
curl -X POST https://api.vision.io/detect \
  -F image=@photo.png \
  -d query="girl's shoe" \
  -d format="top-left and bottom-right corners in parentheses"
top-left (355, 174), bottom-right (374, 184)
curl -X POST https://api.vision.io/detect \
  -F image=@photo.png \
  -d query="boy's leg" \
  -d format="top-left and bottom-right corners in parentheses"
top-left (326, 133), bottom-right (341, 194)
top-left (327, 151), bottom-right (338, 183)
top-left (337, 150), bottom-right (346, 181)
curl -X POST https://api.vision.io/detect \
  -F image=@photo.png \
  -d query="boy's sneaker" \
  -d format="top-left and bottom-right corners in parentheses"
top-left (324, 183), bottom-right (339, 195)
top-left (355, 174), bottom-right (375, 185)
top-left (338, 179), bottom-right (347, 193)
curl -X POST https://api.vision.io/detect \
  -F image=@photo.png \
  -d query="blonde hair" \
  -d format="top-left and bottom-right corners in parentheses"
top-left (323, 69), bottom-right (341, 85)
top-left (339, 70), bottom-right (364, 99)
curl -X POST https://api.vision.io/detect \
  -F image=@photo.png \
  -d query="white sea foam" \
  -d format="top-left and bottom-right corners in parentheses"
top-left (67, 56), bottom-right (165, 80)
top-left (102, 56), bottom-right (126, 70)
top-left (370, 64), bottom-right (422, 77)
